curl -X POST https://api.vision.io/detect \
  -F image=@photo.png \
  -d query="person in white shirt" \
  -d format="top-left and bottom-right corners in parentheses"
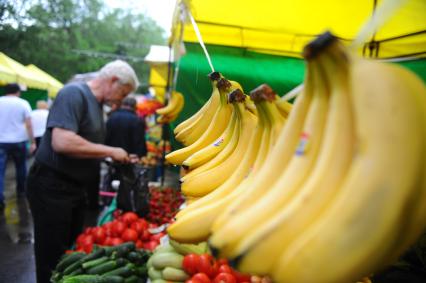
top-left (31, 100), bottom-right (49, 149)
top-left (0, 83), bottom-right (36, 210)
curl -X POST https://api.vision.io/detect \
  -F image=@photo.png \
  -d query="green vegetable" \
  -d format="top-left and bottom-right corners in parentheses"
top-left (82, 256), bottom-right (109, 270)
top-left (162, 267), bottom-right (189, 281)
top-left (123, 275), bottom-right (139, 283)
top-left (126, 251), bottom-right (142, 264)
top-left (102, 263), bottom-right (135, 277)
top-left (105, 242), bottom-right (135, 257)
top-left (63, 259), bottom-right (84, 276)
top-left (61, 274), bottom-right (102, 283)
top-left (87, 259), bottom-right (126, 275)
top-left (81, 248), bottom-right (105, 263)
top-left (148, 267), bottom-right (163, 280)
top-left (151, 252), bottom-right (183, 270)
top-left (56, 252), bottom-right (85, 272)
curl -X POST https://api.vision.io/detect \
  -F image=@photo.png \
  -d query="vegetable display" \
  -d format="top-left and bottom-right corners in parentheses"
top-left (51, 242), bottom-right (151, 283)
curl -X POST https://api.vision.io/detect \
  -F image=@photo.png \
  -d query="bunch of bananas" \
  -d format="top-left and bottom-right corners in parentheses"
top-left (210, 33), bottom-right (424, 282)
top-left (167, 31), bottom-right (426, 283)
top-left (156, 90), bottom-right (185, 124)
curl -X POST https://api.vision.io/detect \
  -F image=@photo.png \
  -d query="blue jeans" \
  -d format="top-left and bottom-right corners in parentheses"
top-left (0, 142), bottom-right (28, 204)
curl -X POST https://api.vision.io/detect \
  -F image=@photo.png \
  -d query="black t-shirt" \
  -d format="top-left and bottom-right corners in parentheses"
top-left (35, 82), bottom-right (105, 183)
top-left (105, 109), bottom-right (147, 157)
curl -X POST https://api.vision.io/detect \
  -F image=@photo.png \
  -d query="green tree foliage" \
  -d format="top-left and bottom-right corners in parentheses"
top-left (0, 0), bottom-right (167, 92)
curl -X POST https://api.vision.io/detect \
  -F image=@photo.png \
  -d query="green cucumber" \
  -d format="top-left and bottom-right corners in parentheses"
top-left (81, 248), bottom-right (105, 263)
top-left (87, 258), bottom-right (126, 275)
top-left (123, 275), bottom-right (139, 283)
top-left (100, 275), bottom-right (124, 283)
top-left (105, 242), bottom-right (135, 257)
top-left (82, 256), bottom-right (109, 270)
top-left (102, 263), bottom-right (135, 277)
top-left (56, 252), bottom-right (85, 272)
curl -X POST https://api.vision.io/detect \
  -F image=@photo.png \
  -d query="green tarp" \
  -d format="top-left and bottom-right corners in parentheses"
top-left (171, 42), bottom-right (426, 148)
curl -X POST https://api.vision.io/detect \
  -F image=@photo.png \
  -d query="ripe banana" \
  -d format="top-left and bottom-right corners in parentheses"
top-left (181, 90), bottom-right (258, 197)
top-left (175, 72), bottom-right (223, 145)
top-left (168, 97), bottom-right (271, 242)
top-left (174, 96), bottom-right (209, 135)
top-left (165, 78), bottom-right (235, 165)
top-left (273, 33), bottom-right (426, 283)
top-left (181, 97), bottom-right (239, 170)
top-left (230, 41), bottom-right (356, 274)
top-left (209, 61), bottom-right (330, 256)
top-left (174, 100), bottom-right (268, 219)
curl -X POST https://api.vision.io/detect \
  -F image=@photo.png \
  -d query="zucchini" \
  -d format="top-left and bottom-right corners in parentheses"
top-left (100, 275), bottom-right (124, 283)
top-left (123, 275), bottom-right (139, 283)
top-left (61, 274), bottom-right (101, 283)
top-left (68, 267), bottom-right (84, 276)
top-left (56, 252), bottom-right (85, 272)
top-left (151, 252), bottom-right (183, 270)
top-left (126, 251), bottom-right (142, 264)
top-left (148, 267), bottom-right (163, 280)
top-left (87, 258), bottom-right (126, 275)
top-left (105, 242), bottom-right (135, 257)
top-left (102, 263), bottom-right (135, 277)
top-left (81, 248), bottom-right (105, 263)
top-left (135, 265), bottom-right (147, 277)
top-left (62, 259), bottom-right (84, 275)
top-left (82, 256), bottom-right (109, 270)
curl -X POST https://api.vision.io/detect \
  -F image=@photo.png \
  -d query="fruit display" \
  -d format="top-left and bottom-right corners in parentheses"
top-left (147, 186), bottom-right (185, 224)
top-left (156, 90), bottom-right (185, 124)
top-left (74, 212), bottom-right (166, 253)
top-left (164, 31), bottom-right (426, 282)
top-left (51, 242), bottom-right (151, 283)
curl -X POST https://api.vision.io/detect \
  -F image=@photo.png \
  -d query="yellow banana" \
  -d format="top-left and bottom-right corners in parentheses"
top-left (230, 42), bottom-right (356, 274)
top-left (181, 92), bottom-right (257, 197)
top-left (168, 101), bottom-right (270, 242)
top-left (275, 96), bottom-right (293, 118)
top-left (156, 91), bottom-right (184, 116)
top-left (273, 34), bottom-right (426, 283)
top-left (165, 78), bottom-right (235, 165)
top-left (181, 95), bottom-right (240, 170)
top-left (174, 100), bottom-right (268, 219)
top-left (209, 61), bottom-right (330, 256)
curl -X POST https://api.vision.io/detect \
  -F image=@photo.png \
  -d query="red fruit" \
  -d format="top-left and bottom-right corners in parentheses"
top-left (103, 237), bottom-right (114, 246)
top-left (112, 209), bottom-right (122, 219)
top-left (198, 254), bottom-right (218, 278)
top-left (213, 273), bottom-right (236, 283)
top-left (231, 271), bottom-right (251, 283)
top-left (111, 237), bottom-right (124, 246)
top-left (143, 240), bottom-right (158, 251)
top-left (121, 212), bottom-right (139, 225)
top-left (182, 254), bottom-right (200, 275)
top-left (217, 265), bottom-right (233, 274)
top-left (135, 240), bottom-right (144, 249)
top-left (192, 273), bottom-right (211, 283)
top-left (130, 222), bottom-right (143, 236)
top-left (150, 232), bottom-right (165, 242)
top-left (121, 228), bottom-right (138, 242)
top-left (138, 218), bottom-right (149, 230)
top-left (92, 227), bottom-right (106, 244)
top-left (112, 221), bottom-right (126, 236)
top-left (140, 229), bottom-right (151, 241)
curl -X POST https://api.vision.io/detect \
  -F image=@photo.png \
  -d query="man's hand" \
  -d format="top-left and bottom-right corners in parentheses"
top-left (110, 147), bottom-right (130, 163)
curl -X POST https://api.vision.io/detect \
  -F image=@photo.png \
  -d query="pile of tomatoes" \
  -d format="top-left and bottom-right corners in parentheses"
top-left (147, 187), bottom-right (184, 224)
top-left (182, 253), bottom-right (251, 283)
top-left (75, 212), bottom-right (166, 253)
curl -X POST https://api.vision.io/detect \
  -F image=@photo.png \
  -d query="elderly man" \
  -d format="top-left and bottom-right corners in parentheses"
top-left (26, 60), bottom-right (139, 283)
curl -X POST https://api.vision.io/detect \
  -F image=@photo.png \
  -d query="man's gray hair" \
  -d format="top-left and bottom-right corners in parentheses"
top-left (99, 60), bottom-right (140, 91)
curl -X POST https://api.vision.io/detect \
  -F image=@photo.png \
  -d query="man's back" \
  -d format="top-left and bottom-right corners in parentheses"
top-left (0, 95), bottom-right (32, 143)
top-left (105, 108), bottom-right (147, 157)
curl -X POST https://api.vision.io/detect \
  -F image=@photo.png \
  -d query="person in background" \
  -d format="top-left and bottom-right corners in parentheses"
top-left (31, 100), bottom-right (49, 150)
top-left (105, 96), bottom-right (147, 159)
top-left (0, 83), bottom-right (36, 211)
top-left (26, 60), bottom-right (139, 283)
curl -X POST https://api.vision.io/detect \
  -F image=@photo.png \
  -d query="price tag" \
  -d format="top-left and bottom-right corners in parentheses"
top-left (160, 234), bottom-right (170, 246)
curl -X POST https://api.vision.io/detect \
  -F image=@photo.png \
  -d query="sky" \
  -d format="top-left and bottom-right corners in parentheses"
top-left (104, 0), bottom-right (177, 36)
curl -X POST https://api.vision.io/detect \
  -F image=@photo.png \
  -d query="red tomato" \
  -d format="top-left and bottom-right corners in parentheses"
top-left (185, 280), bottom-right (202, 283)
top-left (143, 240), bottom-right (158, 251)
top-left (130, 222), bottom-right (144, 236)
top-left (213, 273), bottom-right (236, 283)
top-left (137, 218), bottom-right (149, 230)
top-left (140, 229), bottom-right (151, 241)
top-left (231, 271), bottom-right (251, 283)
top-left (92, 227), bottom-right (106, 244)
top-left (198, 254), bottom-right (218, 278)
top-left (150, 232), bottom-right (165, 241)
top-left (135, 240), bottom-right (144, 249)
top-left (217, 259), bottom-right (228, 266)
top-left (112, 221), bottom-right (126, 236)
top-left (111, 237), bottom-right (124, 246)
top-left (192, 273), bottom-right (211, 283)
top-left (103, 237), bottom-right (114, 246)
top-left (217, 265), bottom-right (233, 274)
top-left (121, 228), bottom-right (138, 242)
top-left (121, 212), bottom-right (139, 224)
top-left (182, 254), bottom-right (200, 275)
top-left (112, 209), bottom-right (122, 219)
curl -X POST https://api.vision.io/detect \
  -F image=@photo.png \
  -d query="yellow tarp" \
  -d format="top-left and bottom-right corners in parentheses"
top-left (26, 64), bottom-right (63, 98)
top-left (0, 52), bottom-right (48, 90)
top-left (173, 0), bottom-right (426, 59)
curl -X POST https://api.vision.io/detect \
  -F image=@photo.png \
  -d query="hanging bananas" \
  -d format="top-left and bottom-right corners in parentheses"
top-left (156, 90), bottom-right (185, 124)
